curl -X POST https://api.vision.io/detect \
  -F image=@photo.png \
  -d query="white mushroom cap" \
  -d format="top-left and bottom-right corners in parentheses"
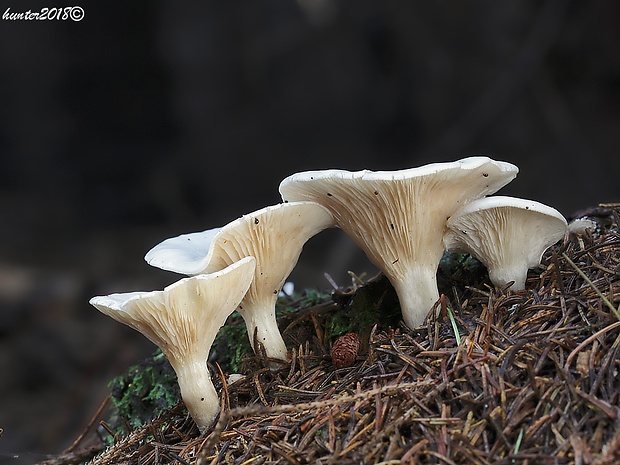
top-left (568, 218), bottom-right (597, 235)
top-left (145, 201), bottom-right (335, 361)
top-left (443, 196), bottom-right (567, 290)
top-left (90, 256), bottom-right (256, 431)
top-left (144, 228), bottom-right (221, 275)
top-left (279, 157), bottom-right (518, 328)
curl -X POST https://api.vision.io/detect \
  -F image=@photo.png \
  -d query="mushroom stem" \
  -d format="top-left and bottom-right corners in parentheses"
top-left (488, 263), bottom-right (528, 290)
top-left (172, 358), bottom-right (220, 432)
top-left (239, 300), bottom-right (288, 361)
top-left (390, 264), bottom-right (440, 329)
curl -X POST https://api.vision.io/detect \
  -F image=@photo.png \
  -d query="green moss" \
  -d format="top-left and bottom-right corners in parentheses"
top-left (438, 251), bottom-right (486, 278)
top-left (326, 311), bottom-right (352, 338)
top-left (327, 274), bottom-right (401, 340)
top-left (210, 290), bottom-right (333, 373)
top-left (106, 349), bottom-right (180, 440)
top-left (213, 312), bottom-right (253, 373)
top-left (276, 288), bottom-right (331, 314)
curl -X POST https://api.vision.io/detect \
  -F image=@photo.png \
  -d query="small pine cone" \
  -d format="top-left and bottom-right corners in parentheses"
top-left (331, 332), bottom-right (361, 368)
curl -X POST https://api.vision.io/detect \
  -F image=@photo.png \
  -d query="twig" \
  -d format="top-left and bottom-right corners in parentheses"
top-left (66, 395), bottom-right (110, 453)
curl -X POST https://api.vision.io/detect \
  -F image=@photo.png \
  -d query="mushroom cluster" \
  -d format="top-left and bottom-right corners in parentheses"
top-left (145, 201), bottom-right (335, 361)
top-left (91, 156), bottom-right (567, 432)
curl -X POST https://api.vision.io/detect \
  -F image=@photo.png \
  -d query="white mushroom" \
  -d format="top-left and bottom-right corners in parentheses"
top-left (568, 218), bottom-right (597, 235)
top-left (279, 157), bottom-right (518, 328)
top-left (90, 256), bottom-right (256, 431)
top-left (145, 201), bottom-right (335, 361)
top-left (443, 196), bottom-right (567, 290)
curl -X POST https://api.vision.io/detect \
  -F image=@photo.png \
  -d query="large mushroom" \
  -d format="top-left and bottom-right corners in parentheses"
top-left (145, 201), bottom-right (335, 361)
top-left (90, 256), bottom-right (256, 431)
top-left (279, 157), bottom-right (518, 328)
top-left (443, 195), bottom-right (567, 290)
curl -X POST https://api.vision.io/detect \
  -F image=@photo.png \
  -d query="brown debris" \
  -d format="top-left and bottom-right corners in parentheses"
top-left (39, 206), bottom-right (620, 465)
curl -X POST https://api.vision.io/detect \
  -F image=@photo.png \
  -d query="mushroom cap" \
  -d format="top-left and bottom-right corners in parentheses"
top-left (144, 228), bottom-right (221, 276)
top-left (278, 157), bottom-right (518, 273)
top-left (443, 196), bottom-right (568, 289)
top-left (146, 201), bottom-right (334, 300)
top-left (568, 218), bottom-right (597, 235)
top-left (90, 256), bottom-right (256, 368)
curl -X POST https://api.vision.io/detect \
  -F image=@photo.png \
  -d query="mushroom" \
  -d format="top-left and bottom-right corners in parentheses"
top-left (279, 157), bottom-right (518, 328)
top-left (443, 196), bottom-right (567, 290)
top-left (568, 218), bottom-right (597, 235)
top-left (145, 201), bottom-right (335, 361)
top-left (90, 256), bottom-right (256, 431)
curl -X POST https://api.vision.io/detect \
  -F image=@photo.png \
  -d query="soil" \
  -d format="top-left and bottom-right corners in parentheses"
top-left (32, 204), bottom-right (620, 464)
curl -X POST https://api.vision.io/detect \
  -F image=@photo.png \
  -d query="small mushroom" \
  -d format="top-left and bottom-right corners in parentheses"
top-left (443, 196), bottom-right (567, 290)
top-left (145, 202), bottom-right (335, 361)
top-left (568, 218), bottom-right (597, 235)
top-left (90, 256), bottom-right (256, 431)
top-left (279, 157), bottom-right (518, 328)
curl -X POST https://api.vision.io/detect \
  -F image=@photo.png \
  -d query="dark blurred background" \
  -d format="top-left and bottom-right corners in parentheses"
top-left (1, 0), bottom-right (619, 458)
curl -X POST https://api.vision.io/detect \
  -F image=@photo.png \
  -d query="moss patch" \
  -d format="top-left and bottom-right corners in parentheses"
top-left (106, 350), bottom-right (180, 439)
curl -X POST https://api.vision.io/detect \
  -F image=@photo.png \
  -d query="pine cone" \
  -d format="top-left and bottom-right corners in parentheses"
top-left (331, 332), bottom-right (361, 368)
